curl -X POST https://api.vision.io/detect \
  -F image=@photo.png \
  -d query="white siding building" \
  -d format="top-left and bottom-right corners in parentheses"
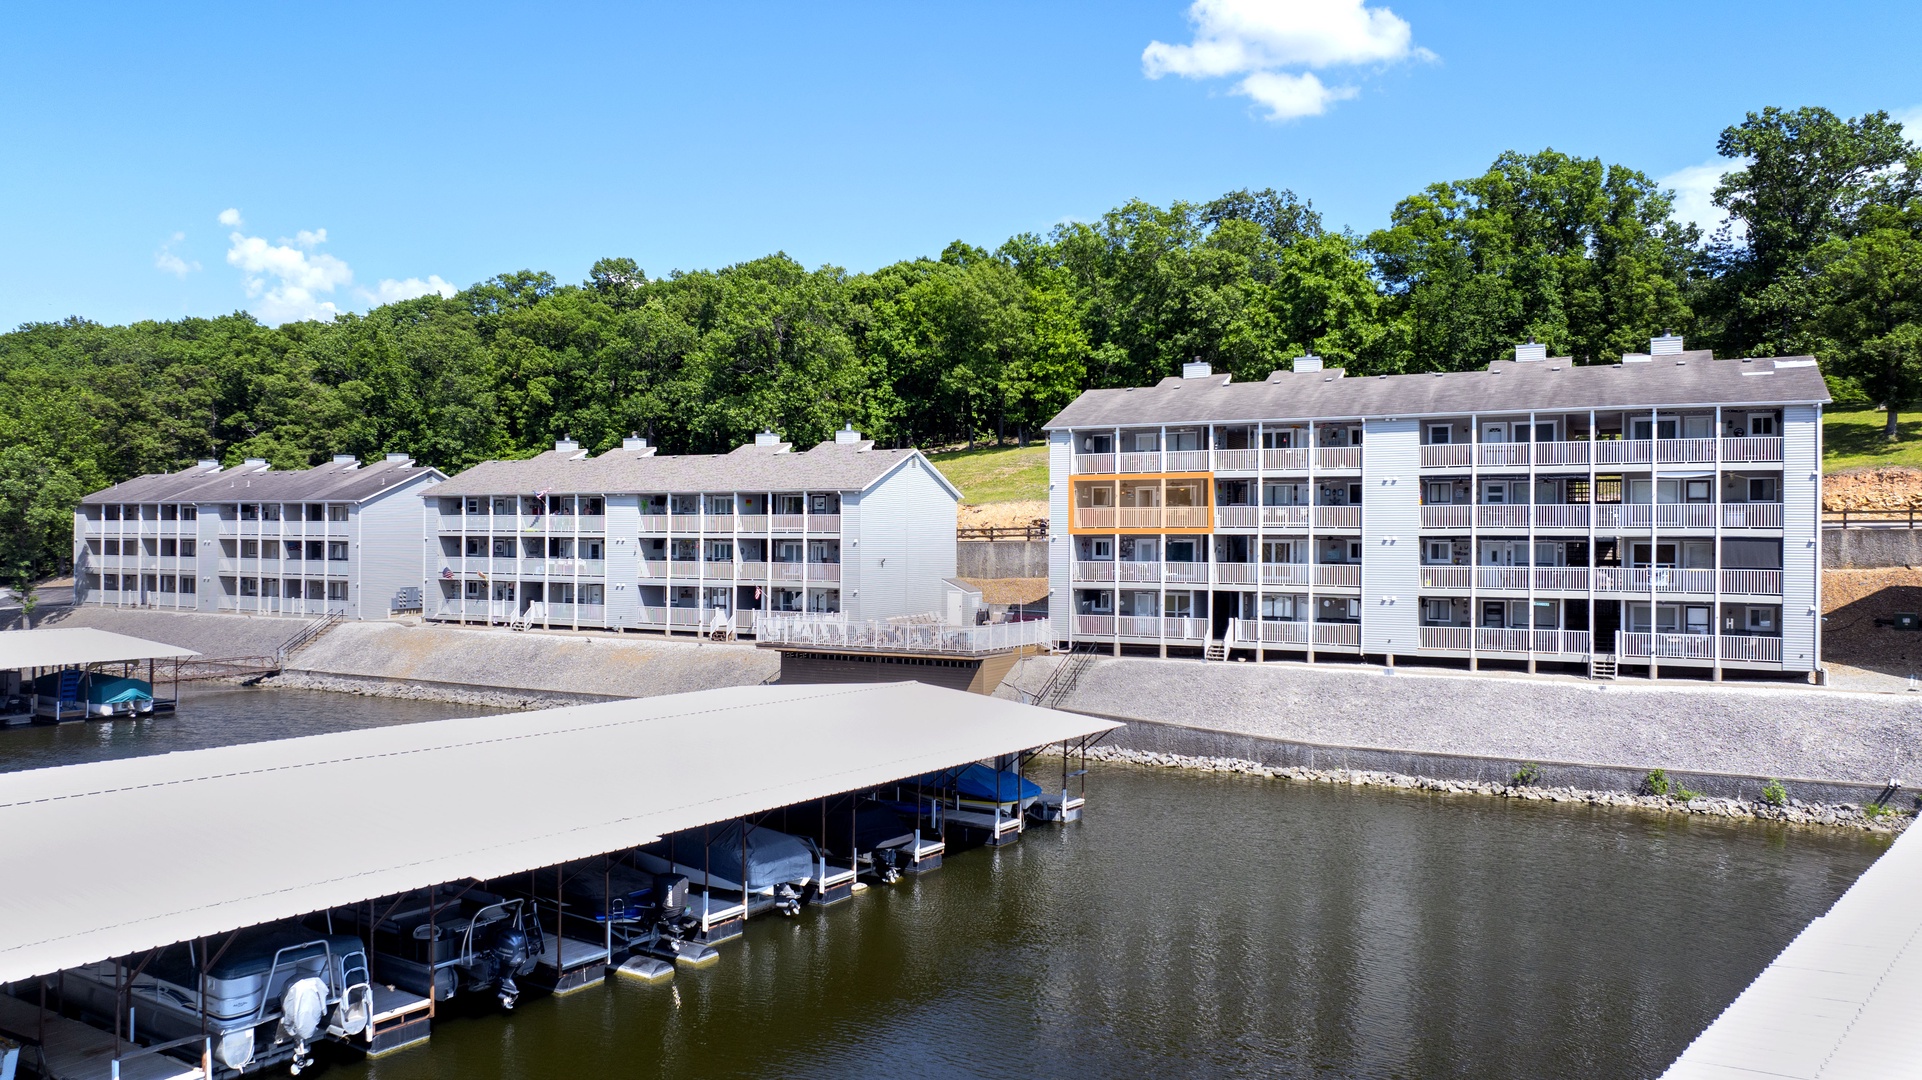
top-left (424, 429), bottom-right (961, 634)
top-left (1044, 339), bottom-right (1829, 681)
top-left (73, 455), bottom-right (446, 620)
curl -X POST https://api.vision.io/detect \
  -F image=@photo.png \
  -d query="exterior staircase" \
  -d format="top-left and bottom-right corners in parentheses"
top-left (1204, 638), bottom-right (1228, 662)
top-left (277, 612), bottom-right (344, 665)
top-left (1034, 641), bottom-right (1099, 710)
top-left (1588, 653), bottom-right (1618, 681)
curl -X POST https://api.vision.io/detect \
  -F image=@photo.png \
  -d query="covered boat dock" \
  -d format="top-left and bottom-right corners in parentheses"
top-left (0, 627), bottom-right (199, 723)
top-left (0, 681), bottom-right (1118, 1077)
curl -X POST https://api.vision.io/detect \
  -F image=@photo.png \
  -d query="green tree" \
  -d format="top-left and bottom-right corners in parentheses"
top-left (1812, 218), bottom-right (1922, 437)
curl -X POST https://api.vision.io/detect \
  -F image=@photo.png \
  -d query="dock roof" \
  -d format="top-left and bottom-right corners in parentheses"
top-left (1044, 355), bottom-right (1831, 430)
top-left (0, 682), bottom-right (1118, 984)
top-left (81, 457), bottom-right (443, 507)
top-left (0, 627), bottom-right (199, 669)
top-left (1660, 821), bottom-right (1922, 1078)
top-left (431, 441), bottom-right (962, 500)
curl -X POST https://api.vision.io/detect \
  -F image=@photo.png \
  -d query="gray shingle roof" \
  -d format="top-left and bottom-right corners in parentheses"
top-left (82, 458), bottom-right (444, 506)
top-left (1044, 355), bottom-right (1832, 430)
top-left (430, 442), bottom-right (961, 499)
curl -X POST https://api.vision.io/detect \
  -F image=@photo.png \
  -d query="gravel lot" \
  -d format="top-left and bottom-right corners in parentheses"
top-left (1004, 654), bottom-right (1922, 786)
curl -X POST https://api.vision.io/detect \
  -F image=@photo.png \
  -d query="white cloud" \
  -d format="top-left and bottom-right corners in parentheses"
top-left (1895, 104), bottom-right (1922, 137)
top-left (154, 232), bottom-right (201, 278)
top-left (290, 228), bottom-right (327, 248)
top-left (360, 275), bottom-right (460, 305)
top-left (226, 228), bottom-right (353, 323)
top-left (1143, 0), bottom-right (1430, 120)
top-left (1660, 159), bottom-right (1749, 236)
top-left (218, 208), bottom-right (242, 227)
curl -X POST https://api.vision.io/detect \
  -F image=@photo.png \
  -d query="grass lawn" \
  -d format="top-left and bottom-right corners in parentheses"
top-left (1825, 408), bottom-right (1922, 472)
top-left (927, 443), bottom-right (1049, 504)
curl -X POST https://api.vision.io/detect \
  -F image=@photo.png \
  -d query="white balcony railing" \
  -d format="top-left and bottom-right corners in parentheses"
top-left (1074, 453), bottom-right (1116, 474)
top-left (1533, 630), bottom-right (1591, 655)
top-left (1534, 505), bottom-right (1589, 529)
top-left (1419, 626), bottom-right (1471, 650)
top-left (1720, 569), bottom-right (1783, 595)
top-left (1213, 449), bottom-right (1260, 472)
top-left (1117, 561), bottom-right (1161, 582)
top-left (1533, 568), bottom-right (1590, 591)
top-left (1232, 620), bottom-right (1309, 646)
top-left (1475, 627), bottom-right (1531, 654)
top-left (1477, 567), bottom-right (1530, 591)
top-left (1262, 448), bottom-right (1310, 471)
top-left (736, 561), bottom-right (769, 581)
top-left (1261, 563), bottom-right (1311, 586)
top-left (1420, 566), bottom-right (1471, 589)
top-left (809, 515), bottom-right (842, 533)
top-left (1314, 505), bottom-right (1361, 529)
top-left (1074, 614), bottom-right (1115, 636)
top-left (1315, 447), bottom-right (1362, 470)
top-left (1477, 505), bottom-right (1530, 530)
top-left (1721, 437), bottom-right (1783, 462)
top-left (1215, 563), bottom-right (1258, 584)
top-left (1163, 562), bottom-right (1208, 584)
top-left (1116, 615), bottom-right (1162, 637)
top-left (1313, 622), bottom-right (1361, 648)
top-left (1314, 563), bottom-right (1361, 587)
top-left (1164, 450), bottom-right (1208, 472)
top-left (1535, 441), bottom-right (1590, 466)
top-left (1478, 443), bottom-right (1530, 467)
top-left (1117, 452), bottom-right (1160, 473)
top-left (1595, 439), bottom-right (1653, 465)
top-left (1722, 503), bottom-right (1783, 528)
top-left (1618, 632), bottom-right (1716, 661)
top-left (1656, 438), bottom-right (1718, 464)
top-left (1216, 506), bottom-right (1259, 529)
top-left (1719, 635), bottom-right (1783, 663)
top-left (1420, 444), bottom-right (1474, 468)
top-left (1421, 505), bottom-right (1471, 529)
top-left (771, 515), bottom-right (808, 531)
top-left (1262, 506), bottom-right (1310, 529)
top-left (755, 612), bottom-right (1052, 653)
top-left (1072, 561), bottom-right (1116, 582)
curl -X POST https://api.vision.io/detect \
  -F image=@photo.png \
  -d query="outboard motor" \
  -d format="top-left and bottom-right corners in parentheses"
top-left (871, 846), bottom-right (905, 884)
top-left (484, 917), bottom-right (541, 1009)
top-left (772, 881), bottom-right (811, 917)
top-left (650, 873), bottom-right (696, 953)
top-left (277, 976), bottom-right (330, 1075)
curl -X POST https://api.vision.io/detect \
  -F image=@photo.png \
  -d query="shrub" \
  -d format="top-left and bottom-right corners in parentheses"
top-left (1761, 779), bottom-right (1789, 807)
top-left (1511, 763), bottom-right (1542, 787)
top-left (1865, 802), bottom-right (1890, 821)
top-left (1643, 769), bottom-right (1671, 797)
top-left (1675, 786), bottom-right (1703, 802)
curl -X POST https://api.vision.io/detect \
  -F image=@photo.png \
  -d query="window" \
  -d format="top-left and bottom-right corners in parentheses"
top-left (104, 505), bottom-right (122, 521)
top-left (810, 494), bottom-right (830, 514)
top-left (464, 537), bottom-right (485, 557)
top-left (1346, 541), bottom-right (1362, 561)
top-left (1748, 414), bottom-right (1777, 437)
top-left (103, 574), bottom-right (119, 590)
top-left (1426, 482), bottom-right (1453, 505)
top-left (1425, 540), bottom-right (1453, 565)
top-left (328, 541), bottom-right (349, 561)
top-left (1261, 594), bottom-right (1294, 619)
top-left (1166, 538), bottom-right (1198, 562)
top-left (241, 539), bottom-right (258, 558)
top-left (1684, 479), bottom-right (1712, 503)
top-left (1746, 606), bottom-right (1776, 632)
top-left (328, 504), bottom-right (348, 522)
top-left (1424, 599), bottom-right (1453, 624)
top-left (303, 504), bottom-right (322, 522)
top-left (307, 580), bottom-right (327, 600)
top-left (104, 539), bottom-right (120, 556)
top-left (709, 541), bottom-right (734, 562)
top-left (159, 539), bottom-right (177, 557)
top-left (241, 577), bottom-right (259, 597)
top-left (1427, 424), bottom-right (1450, 445)
top-left (1132, 432), bottom-right (1156, 453)
top-left (1080, 433), bottom-right (1113, 454)
top-left (1482, 481), bottom-right (1507, 505)
top-left (1684, 605), bottom-right (1710, 635)
top-left (262, 504), bottom-right (281, 522)
top-left (327, 581), bottom-right (348, 601)
top-left (159, 575), bottom-right (176, 594)
top-left (1080, 591), bottom-right (1113, 614)
top-left (465, 580), bottom-right (485, 600)
top-left (1682, 415), bottom-right (1713, 439)
top-left (492, 538), bottom-right (514, 558)
top-left (180, 576), bottom-right (195, 595)
top-left (466, 498), bottom-right (484, 514)
top-left (1531, 600), bottom-right (1556, 629)
top-left (161, 504), bottom-right (178, 521)
top-left (1748, 477), bottom-right (1779, 502)
top-left (1165, 593), bottom-right (1193, 618)
top-left (1535, 421), bottom-right (1557, 442)
top-left (240, 504), bottom-right (259, 521)
top-left (1092, 538), bottom-right (1112, 560)
top-left (181, 505), bottom-right (197, 521)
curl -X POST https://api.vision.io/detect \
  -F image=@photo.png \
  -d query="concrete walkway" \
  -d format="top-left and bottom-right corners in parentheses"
top-left (1004, 654), bottom-right (1922, 791)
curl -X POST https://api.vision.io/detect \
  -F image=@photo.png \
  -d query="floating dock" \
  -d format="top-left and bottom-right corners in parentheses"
top-left (0, 682), bottom-right (1118, 1074)
top-left (0, 626), bottom-right (198, 724)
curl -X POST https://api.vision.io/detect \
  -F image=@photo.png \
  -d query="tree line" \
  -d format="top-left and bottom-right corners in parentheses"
top-left (3, 105), bottom-right (1920, 590)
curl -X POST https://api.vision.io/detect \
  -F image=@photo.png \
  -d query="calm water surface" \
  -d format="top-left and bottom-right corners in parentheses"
top-left (0, 689), bottom-right (1887, 1078)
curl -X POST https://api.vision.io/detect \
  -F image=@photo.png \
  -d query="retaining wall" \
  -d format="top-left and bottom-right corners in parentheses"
top-left (1003, 653), bottom-right (1922, 801)
top-left (957, 540), bottom-right (1048, 579)
top-left (1825, 526), bottom-right (1922, 568)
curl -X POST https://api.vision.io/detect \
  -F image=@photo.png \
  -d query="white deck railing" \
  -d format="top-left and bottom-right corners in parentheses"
top-left (1213, 449), bottom-right (1260, 472)
top-left (1720, 569), bottom-right (1783, 595)
top-left (1263, 448), bottom-right (1310, 471)
top-left (1315, 447), bottom-right (1363, 470)
top-left (1314, 563), bottom-right (1361, 587)
top-left (1261, 563), bottom-right (1311, 586)
top-left (1722, 503), bottom-right (1783, 528)
top-left (755, 613), bottom-right (1053, 654)
top-left (1721, 437), bottom-right (1783, 462)
top-left (1420, 566), bottom-right (1471, 589)
top-left (1314, 505), bottom-right (1362, 529)
top-left (1232, 620), bottom-right (1310, 646)
top-left (1420, 444), bottom-right (1474, 468)
top-left (1421, 505), bottom-right (1471, 529)
top-left (1262, 506), bottom-right (1310, 528)
top-left (1313, 623), bottom-right (1361, 648)
top-left (1534, 505), bottom-right (1590, 529)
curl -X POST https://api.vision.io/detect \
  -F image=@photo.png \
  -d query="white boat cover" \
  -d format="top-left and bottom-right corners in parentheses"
top-left (0, 681), bottom-right (1117, 984)
top-left (1661, 821), bottom-right (1922, 1079)
top-left (0, 626), bottom-right (199, 669)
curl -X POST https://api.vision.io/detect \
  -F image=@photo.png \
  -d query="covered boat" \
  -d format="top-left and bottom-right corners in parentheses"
top-left (640, 823), bottom-right (823, 916)
top-left (916, 763), bottom-right (1043, 811)
top-left (32, 669), bottom-right (153, 720)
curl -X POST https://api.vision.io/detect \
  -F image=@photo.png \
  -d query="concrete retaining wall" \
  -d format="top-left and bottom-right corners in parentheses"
top-left (957, 540), bottom-right (1048, 579)
top-left (45, 607), bottom-right (314, 659)
top-left (1003, 653), bottom-right (1922, 797)
top-left (1825, 526), bottom-right (1922, 568)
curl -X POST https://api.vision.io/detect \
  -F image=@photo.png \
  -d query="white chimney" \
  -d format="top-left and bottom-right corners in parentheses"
top-left (755, 431), bottom-right (782, 447)
top-left (332, 454), bottom-right (358, 465)
top-left (243, 458), bottom-right (267, 466)
top-left (834, 424), bottom-right (862, 444)
top-left (1650, 333), bottom-right (1685, 355)
top-left (1292, 355), bottom-right (1323, 373)
top-left (384, 453), bottom-right (411, 464)
top-left (1182, 360), bottom-right (1212, 379)
top-left (622, 434), bottom-right (648, 451)
top-left (196, 459), bottom-right (219, 470)
top-left (1513, 342), bottom-right (1547, 362)
top-left (555, 437), bottom-right (580, 453)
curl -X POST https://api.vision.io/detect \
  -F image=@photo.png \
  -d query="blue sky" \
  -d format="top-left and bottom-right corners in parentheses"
top-left (2, 0), bottom-right (1918, 329)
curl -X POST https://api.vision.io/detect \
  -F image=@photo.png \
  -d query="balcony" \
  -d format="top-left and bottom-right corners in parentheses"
top-left (1074, 453), bottom-right (1115, 474)
top-left (549, 558), bottom-right (605, 576)
top-left (1420, 566), bottom-right (1470, 589)
top-left (703, 562), bottom-right (739, 581)
top-left (1595, 504), bottom-right (1719, 530)
top-left (1213, 449), bottom-right (1260, 472)
top-left (807, 562), bottom-right (843, 582)
top-left (1419, 626), bottom-right (1471, 650)
top-left (1477, 443), bottom-right (1530, 467)
top-left (770, 515), bottom-right (808, 532)
top-left (768, 562), bottom-right (810, 583)
top-left (668, 560), bottom-right (705, 577)
top-left (701, 514), bottom-right (737, 533)
top-left (1214, 562), bottom-right (1257, 584)
top-left (1423, 628), bottom-right (1591, 656)
top-left (1074, 614), bottom-right (1116, 636)
top-left (755, 613), bottom-right (1052, 653)
top-left (1230, 620), bottom-right (1309, 646)
top-left (1535, 441), bottom-right (1590, 467)
top-left (1420, 505), bottom-right (1471, 529)
top-left (1534, 505), bottom-right (1589, 529)
top-left (1313, 563), bottom-right (1361, 587)
top-left (638, 514), bottom-right (671, 533)
top-left (808, 515), bottom-right (842, 533)
top-left (1655, 438), bottom-right (1718, 464)
top-left (1617, 632), bottom-right (1716, 661)
top-left (1263, 448), bottom-right (1310, 471)
top-left (1476, 567), bottom-right (1530, 591)
top-left (1420, 444), bottom-right (1473, 468)
top-left (1722, 503), bottom-right (1783, 528)
top-left (1164, 450), bottom-right (1209, 472)
top-left (1533, 568), bottom-right (1590, 591)
top-left (1314, 447), bottom-right (1362, 470)
top-left (1116, 561), bottom-right (1161, 582)
top-left (1593, 568), bottom-right (1718, 594)
top-left (1312, 623), bottom-right (1361, 648)
top-left (1162, 562), bottom-right (1208, 584)
top-left (1314, 505), bottom-right (1361, 530)
top-left (1595, 440), bottom-right (1653, 465)
top-left (1477, 505), bottom-right (1529, 530)
top-left (1263, 506), bottom-right (1310, 529)
top-left (1720, 569), bottom-right (1783, 595)
top-left (1117, 452), bottom-right (1160, 473)
top-left (1072, 561), bottom-right (1116, 582)
top-left (1722, 437), bottom-right (1783, 462)
top-left (737, 561), bottom-right (769, 581)
top-left (1261, 563), bottom-right (1311, 586)
top-left (1718, 635), bottom-right (1783, 663)
top-left (1216, 506), bottom-right (1258, 529)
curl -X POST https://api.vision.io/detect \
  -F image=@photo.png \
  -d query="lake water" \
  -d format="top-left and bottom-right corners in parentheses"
top-left (0, 688), bottom-right (1886, 1078)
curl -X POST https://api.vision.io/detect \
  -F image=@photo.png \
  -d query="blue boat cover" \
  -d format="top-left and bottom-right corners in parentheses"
top-left (87, 676), bottom-right (152, 706)
top-left (914, 763), bottom-right (1042, 804)
top-left (667, 823), bottom-right (816, 890)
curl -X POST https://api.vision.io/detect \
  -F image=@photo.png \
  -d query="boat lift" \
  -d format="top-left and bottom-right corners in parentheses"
top-left (0, 627), bottom-right (198, 725)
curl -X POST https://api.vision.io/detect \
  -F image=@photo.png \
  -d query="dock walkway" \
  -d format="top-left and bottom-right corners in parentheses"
top-left (0, 994), bottom-right (203, 1080)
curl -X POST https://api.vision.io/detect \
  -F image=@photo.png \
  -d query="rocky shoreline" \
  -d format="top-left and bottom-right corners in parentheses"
top-left (1077, 746), bottom-right (1913, 835)
top-left (264, 670), bottom-right (586, 711)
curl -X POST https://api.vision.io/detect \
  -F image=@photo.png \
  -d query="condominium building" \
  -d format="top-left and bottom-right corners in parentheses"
top-left (73, 455), bottom-right (447, 619)
top-left (423, 428), bottom-right (960, 634)
top-left (1045, 337), bottom-right (1827, 680)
